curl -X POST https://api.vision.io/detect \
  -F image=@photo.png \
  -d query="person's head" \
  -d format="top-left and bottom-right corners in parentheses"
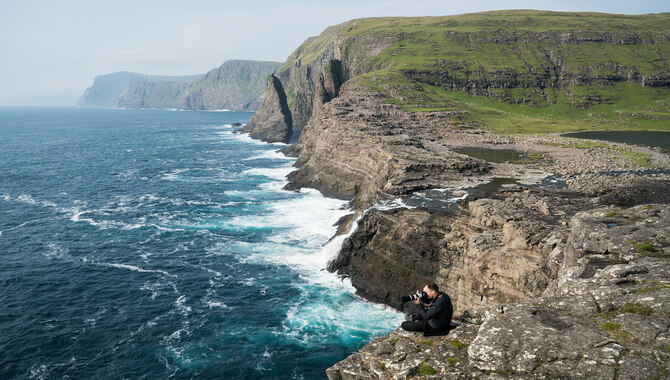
top-left (422, 283), bottom-right (439, 300)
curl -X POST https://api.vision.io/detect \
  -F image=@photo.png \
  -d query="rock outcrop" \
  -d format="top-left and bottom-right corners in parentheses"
top-left (116, 78), bottom-right (195, 109)
top-left (328, 182), bottom-right (670, 313)
top-left (327, 204), bottom-right (670, 379)
top-left (241, 21), bottom-right (397, 139)
top-left (240, 74), bottom-right (293, 143)
top-left (282, 83), bottom-right (489, 206)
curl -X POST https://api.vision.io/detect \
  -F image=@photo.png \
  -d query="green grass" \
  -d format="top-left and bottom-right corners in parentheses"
top-left (623, 302), bottom-right (653, 315)
top-left (621, 151), bottom-right (653, 167)
top-left (601, 321), bottom-right (621, 332)
top-left (417, 362), bottom-right (437, 375)
top-left (631, 241), bottom-right (655, 253)
top-left (445, 357), bottom-right (459, 367)
top-left (636, 284), bottom-right (669, 293)
top-left (421, 339), bottom-right (434, 346)
top-left (281, 10), bottom-right (670, 134)
top-left (449, 339), bottom-right (468, 349)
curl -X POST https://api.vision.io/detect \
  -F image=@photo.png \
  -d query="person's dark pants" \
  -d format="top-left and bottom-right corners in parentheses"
top-left (401, 320), bottom-right (426, 332)
top-left (401, 320), bottom-right (449, 336)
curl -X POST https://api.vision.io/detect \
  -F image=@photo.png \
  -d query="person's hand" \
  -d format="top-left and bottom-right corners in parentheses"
top-left (412, 290), bottom-right (421, 305)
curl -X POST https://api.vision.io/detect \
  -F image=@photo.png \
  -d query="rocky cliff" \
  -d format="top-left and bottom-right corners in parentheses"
top-left (243, 11), bottom-right (670, 144)
top-left (78, 72), bottom-right (202, 108)
top-left (182, 60), bottom-right (281, 111)
top-left (116, 78), bottom-right (196, 109)
top-left (240, 10), bottom-right (670, 378)
top-left (327, 203), bottom-right (670, 379)
top-left (240, 74), bottom-right (293, 143)
top-left (79, 60), bottom-right (280, 110)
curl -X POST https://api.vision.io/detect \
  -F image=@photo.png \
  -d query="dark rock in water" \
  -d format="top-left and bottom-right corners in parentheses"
top-left (231, 122), bottom-right (242, 127)
top-left (241, 74), bottom-right (292, 143)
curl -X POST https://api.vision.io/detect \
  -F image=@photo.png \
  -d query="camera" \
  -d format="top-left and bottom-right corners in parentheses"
top-left (401, 291), bottom-right (427, 303)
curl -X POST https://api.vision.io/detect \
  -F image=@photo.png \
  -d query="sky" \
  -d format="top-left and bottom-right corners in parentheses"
top-left (0, 0), bottom-right (668, 106)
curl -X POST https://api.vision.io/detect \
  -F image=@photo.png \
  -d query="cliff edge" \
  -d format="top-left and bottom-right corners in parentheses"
top-left (242, 10), bottom-right (670, 378)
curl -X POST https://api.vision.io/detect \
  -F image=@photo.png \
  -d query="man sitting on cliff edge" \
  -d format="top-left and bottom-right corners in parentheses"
top-left (401, 283), bottom-right (453, 336)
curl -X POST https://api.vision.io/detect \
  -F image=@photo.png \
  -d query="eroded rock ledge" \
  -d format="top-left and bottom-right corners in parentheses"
top-left (327, 204), bottom-right (670, 379)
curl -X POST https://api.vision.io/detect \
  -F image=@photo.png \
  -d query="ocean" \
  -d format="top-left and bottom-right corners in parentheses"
top-left (0, 107), bottom-right (401, 379)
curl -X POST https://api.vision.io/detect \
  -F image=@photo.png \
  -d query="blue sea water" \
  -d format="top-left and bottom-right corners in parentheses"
top-left (0, 107), bottom-right (401, 379)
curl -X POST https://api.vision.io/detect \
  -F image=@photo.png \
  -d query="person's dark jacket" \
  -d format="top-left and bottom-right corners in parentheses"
top-left (416, 291), bottom-right (453, 331)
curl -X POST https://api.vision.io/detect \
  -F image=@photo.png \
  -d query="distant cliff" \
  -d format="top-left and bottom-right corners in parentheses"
top-left (183, 60), bottom-right (282, 111)
top-left (77, 72), bottom-right (200, 108)
top-left (78, 60), bottom-right (281, 110)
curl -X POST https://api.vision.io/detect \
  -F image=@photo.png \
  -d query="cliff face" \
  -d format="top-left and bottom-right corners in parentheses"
top-left (79, 72), bottom-right (202, 108)
top-left (182, 60), bottom-right (281, 111)
top-left (239, 10), bottom-right (670, 378)
top-left (246, 11), bottom-right (670, 202)
top-left (327, 203), bottom-right (670, 379)
top-left (241, 21), bottom-right (397, 142)
top-left (79, 60), bottom-right (280, 110)
top-left (116, 79), bottom-right (194, 109)
top-left (240, 74), bottom-right (293, 143)
top-left (78, 72), bottom-right (182, 107)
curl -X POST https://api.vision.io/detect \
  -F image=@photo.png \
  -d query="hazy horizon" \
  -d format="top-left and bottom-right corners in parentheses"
top-left (1, 0), bottom-right (668, 106)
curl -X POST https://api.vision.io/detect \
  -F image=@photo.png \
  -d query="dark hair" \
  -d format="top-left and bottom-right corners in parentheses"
top-left (425, 283), bottom-right (439, 292)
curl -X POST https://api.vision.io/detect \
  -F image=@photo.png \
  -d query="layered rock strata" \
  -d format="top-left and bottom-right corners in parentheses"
top-left (238, 11), bottom-right (670, 378)
top-left (327, 204), bottom-right (670, 379)
top-left (240, 74), bottom-right (293, 143)
top-left (283, 83), bottom-right (489, 207)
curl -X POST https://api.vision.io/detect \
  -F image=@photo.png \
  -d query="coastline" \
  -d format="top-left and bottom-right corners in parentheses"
top-left (231, 11), bottom-right (670, 377)
top-left (236, 110), bottom-right (670, 377)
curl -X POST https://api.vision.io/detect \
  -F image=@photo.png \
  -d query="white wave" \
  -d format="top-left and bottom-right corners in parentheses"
top-left (44, 242), bottom-right (70, 260)
top-left (242, 166), bottom-right (293, 181)
top-left (450, 192), bottom-right (469, 202)
top-left (82, 258), bottom-right (172, 277)
top-left (28, 357), bottom-right (76, 380)
top-left (0, 218), bottom-right (49, 236)
top-left (7, 194), bottom-right (59, 208)
top-left (242, 149), bottom-right (294, 161)
top-left (174, 295), bottom-right (192, 315)
top-left (215, 130), bottom-right (287, 147)
top-left (107, 262), bottom-right (171, 276)
top-left (69, 210), bottom-right (144, 230)
top-left (372, 197), bottom-right (414, 210)
top-left (160, 168), bottom-right (190, 180)
top-left (205, 300), bottom-right (229, 309)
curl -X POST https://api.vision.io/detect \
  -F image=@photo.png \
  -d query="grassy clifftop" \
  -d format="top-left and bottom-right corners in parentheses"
top-left (281, 11), bottom-right (670, 133)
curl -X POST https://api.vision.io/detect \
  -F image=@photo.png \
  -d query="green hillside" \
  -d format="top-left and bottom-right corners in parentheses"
top-left (282, 11), bottom-right (670, 133)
